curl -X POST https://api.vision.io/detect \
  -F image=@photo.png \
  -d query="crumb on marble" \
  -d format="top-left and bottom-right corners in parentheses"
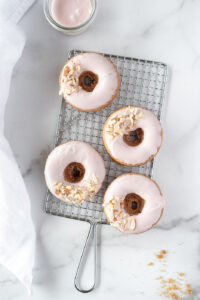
top-left (185, 287), bottom-right (192, 295)
top-left (151, 250), bottom-right (192, 299)
top-left (160, 250), bottom-right (167, 255)
top-left (155, 249), bottom-right (167, 259)
top-left (178, 272), bottom-right (185, 277)
top-left (169, 292), bottom-right (178, 299)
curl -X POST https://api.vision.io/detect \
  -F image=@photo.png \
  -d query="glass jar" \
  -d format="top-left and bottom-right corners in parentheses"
top-left (43, 0), bottom-right (98, 35)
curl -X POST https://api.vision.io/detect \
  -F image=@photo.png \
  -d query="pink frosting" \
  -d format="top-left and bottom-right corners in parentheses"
top-left (60, 53), bottom-right (119, 111)
top-left (103, 173), bottom-right (165, 234)
top-left (103, 106), bottom-right (162, 165)
top-left (44, 141), bottom-right (105, 200)
top-left (51, 0), bottom-right (92, 27)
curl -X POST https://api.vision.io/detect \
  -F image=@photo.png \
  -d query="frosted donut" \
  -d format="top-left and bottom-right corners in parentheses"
top-left (44, 141), bottom-right (106, 205)
top-left (59, 52), bottom-right (120, 112)
top-left (103, 173), bottom-right (165, 234)
top-left (103, 106), bottom-right (163, 166)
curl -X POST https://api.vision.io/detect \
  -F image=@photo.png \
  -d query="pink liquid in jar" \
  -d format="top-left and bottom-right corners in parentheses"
top-left (51, 0), bottom-right (92, 27)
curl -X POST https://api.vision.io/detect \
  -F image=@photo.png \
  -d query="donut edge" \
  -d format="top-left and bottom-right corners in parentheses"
top-left (103, 173), bottom-right (164, 234)
top-left (59, 52), bottom-right (120, 112)
top-left (102, 105), bottom-right (163, 167)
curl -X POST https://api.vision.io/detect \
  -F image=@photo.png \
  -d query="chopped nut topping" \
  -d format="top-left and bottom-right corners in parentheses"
top-left (103, 195), bottom-right (136, 231)
top-left (59, 61), bottom-right (82, 97)
top-left (54, 174), bottom-right (98, 205)
top-left (106, 106), bottom-right (144, 139)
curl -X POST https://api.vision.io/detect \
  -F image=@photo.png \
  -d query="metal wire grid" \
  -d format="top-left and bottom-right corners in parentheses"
top-left (44, 49), bottom-right (168, 225)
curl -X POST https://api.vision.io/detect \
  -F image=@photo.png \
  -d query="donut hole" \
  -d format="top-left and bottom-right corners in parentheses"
top-left (79, 71), bottom-right (98, 92)
top-left (63, 162), bottom-right (85, 183)
top-left (124, 193), bottom-right (145, 215)
top-left (123, 128), bottom-right (144, 146)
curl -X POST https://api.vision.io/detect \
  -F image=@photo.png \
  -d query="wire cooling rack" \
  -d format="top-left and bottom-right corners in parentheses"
top-left (44, 50), bottom-right (168, 226)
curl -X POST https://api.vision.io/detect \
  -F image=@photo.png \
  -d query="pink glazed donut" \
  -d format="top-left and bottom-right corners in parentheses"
top-left (103, 106), bottom-right (163, 166)
top-left (103, 173), bottom-right (165, 234)
top-left (59, 52), bottom-right (120, 112)
top-left (44, 141), bottom-right (106, 205)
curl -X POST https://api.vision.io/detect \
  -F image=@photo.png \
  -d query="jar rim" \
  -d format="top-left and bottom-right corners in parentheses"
top-left (44, 0), bottom-right (97, 31)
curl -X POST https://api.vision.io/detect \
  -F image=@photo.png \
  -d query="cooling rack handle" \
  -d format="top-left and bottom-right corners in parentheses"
top-left (74, 222), bottom-right (98, 293)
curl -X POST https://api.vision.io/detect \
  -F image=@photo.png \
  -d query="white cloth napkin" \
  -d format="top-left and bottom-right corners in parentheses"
top-left (0, 0), bottom-right (36, 292)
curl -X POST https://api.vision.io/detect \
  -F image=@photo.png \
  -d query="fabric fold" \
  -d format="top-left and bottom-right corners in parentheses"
top-left (0, 0), bottom-right (36, 292)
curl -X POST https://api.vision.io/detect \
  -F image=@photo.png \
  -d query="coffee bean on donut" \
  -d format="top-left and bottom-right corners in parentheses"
top-left (79, 71), bottom-right (98, 92)
top-left (63, 162), bottom-right (85, 183)
top-left (123, 128), bottom-right (144, 146)
top-left (123, 193), bottom-right (145, 215)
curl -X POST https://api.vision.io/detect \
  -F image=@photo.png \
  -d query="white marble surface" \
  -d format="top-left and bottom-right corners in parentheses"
top-left (1, 0), bottom-right (200, 299)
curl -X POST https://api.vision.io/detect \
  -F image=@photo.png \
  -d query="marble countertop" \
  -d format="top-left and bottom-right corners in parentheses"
top-left (1, 0), bottom-right (200, 299)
